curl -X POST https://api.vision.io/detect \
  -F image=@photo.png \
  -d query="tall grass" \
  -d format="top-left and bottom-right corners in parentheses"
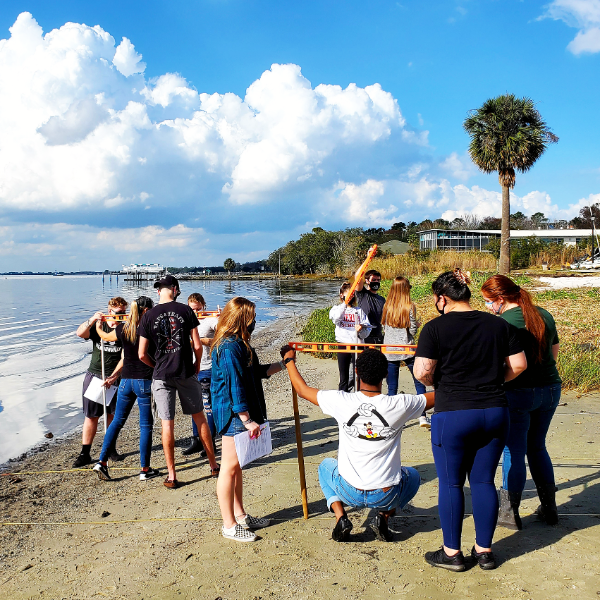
top-left (531, 244), bottom-right (589, 269)
top-left (366, 251), bottom-right (497, 280)
top-left (302, 272), bottom-right (600, 393)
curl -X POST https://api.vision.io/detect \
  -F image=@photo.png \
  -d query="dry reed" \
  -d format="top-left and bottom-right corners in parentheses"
top-left (365, 251), bottom-right (497, 280)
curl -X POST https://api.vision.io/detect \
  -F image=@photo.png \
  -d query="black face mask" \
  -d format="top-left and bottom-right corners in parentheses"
top-left (247, 319), bottom-right (256, 334)
top-left (435, 298), bottom-right (446, 316)
top-left (369, 281), bottom-right (381, 292)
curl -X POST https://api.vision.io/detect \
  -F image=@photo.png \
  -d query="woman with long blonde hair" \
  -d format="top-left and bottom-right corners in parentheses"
top-left (211, 297), bottom-right (288, 542)
top-left (382, 277), bottom-right (429, 427)
top-left (92, 296), bottom-right (159, 481)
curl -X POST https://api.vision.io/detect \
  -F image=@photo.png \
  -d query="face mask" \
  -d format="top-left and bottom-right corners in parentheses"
top-left (369, 281), bottom-right (381, 292)
top-left (247, 319), bottom-right (256, 334)
top-left (435, 298), bottom-right (445, 316)
top-left (485, 300), bottom-right (502, 315)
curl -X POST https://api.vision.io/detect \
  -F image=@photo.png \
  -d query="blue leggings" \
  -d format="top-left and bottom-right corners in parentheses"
top-left (431, 407), bottom-right (509, 550)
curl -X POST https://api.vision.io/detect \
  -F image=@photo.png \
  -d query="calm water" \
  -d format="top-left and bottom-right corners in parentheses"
top-left (0, 275), bottom-right (340, 464)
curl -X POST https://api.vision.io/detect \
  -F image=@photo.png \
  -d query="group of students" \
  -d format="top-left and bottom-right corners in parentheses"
top-left (74, 267), bottom-right (562, 570)
top-left (292, 267), bottom-right (561, 571)
top-left (330, 270), bottom-right (429, 426)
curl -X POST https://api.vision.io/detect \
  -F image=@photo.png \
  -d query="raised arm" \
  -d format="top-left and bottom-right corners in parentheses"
top-left (413, 357), bottom-right (438, 387)
top-left (504, 351), bottom-right (527, 382)
top-left (76, 311), bottom-right (103, 339)
top-left (281, 347), bottom-right (319, 405)
top-left (95, 321), bottom-right (118, 342)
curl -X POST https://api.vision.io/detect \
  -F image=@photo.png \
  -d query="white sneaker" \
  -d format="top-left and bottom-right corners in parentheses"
top-left (419, 415), bottom-right (431, 429)
top-left (236, 513), bottom-right (271, 530)
top-left (222, 523), bottom-right (257, 542)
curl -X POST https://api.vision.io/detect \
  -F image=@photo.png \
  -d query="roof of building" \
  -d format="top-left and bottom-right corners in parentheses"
top-left (379, 239), bottom-right (410, 255)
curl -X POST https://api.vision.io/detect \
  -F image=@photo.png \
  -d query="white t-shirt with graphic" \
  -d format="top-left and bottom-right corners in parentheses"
top-left (197, 316), bottom-right (219, 372)
top-left (317, 390), bottom-right (426, 490)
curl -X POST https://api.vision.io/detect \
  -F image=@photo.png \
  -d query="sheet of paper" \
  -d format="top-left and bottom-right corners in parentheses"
top-left (234, 422), bottom-right (272, 469)
top-left (83, 376), bottom-right (118, 406)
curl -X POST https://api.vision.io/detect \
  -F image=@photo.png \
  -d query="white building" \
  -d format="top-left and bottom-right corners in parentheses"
top-left (418, 229), bottom-right (593, 252)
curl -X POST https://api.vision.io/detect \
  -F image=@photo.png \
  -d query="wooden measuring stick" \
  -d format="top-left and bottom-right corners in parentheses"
top-left (291, 386), bottom-right (309, 519)
top-left (100, 310), bottom-right (220, 322)
top-left (345, 244), bottom-right (378, 305)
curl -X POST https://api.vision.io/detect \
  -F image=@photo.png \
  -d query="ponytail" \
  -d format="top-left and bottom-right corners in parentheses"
top-left (123, 296), bottom-right (154, 344)
top-left (481, 275), bottom-right (547, 363)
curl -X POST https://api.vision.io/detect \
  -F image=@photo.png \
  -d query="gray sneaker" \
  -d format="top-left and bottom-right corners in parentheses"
top-left (222, 524), bottom-right (257, 542)
top-left (236, 514), bottom-right (271, 530)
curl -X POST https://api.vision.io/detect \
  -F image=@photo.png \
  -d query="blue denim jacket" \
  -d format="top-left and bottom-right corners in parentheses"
top-left (211, 337), bottom-right (269, 435)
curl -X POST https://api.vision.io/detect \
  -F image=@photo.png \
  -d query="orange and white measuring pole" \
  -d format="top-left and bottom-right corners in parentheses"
top-left (344, 244), bottom-right (378, 306)
top-left (286, 339), bottom-right (417, 519)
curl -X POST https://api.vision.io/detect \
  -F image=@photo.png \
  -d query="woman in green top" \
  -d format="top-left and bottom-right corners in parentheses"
top-left (481, 275), bottom-right (561, 531)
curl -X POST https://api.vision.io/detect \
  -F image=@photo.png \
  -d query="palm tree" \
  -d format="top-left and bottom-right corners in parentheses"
top-left (464, 95), bottom-right (558, 273)
top-left (223, 258), bottom-right (236, 276)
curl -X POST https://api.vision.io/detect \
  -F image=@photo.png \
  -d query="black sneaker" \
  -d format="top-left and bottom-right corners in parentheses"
top-left (181, 436), bottom-right (203, 456)
top-left (139, 468), bottom-right (160, 481)
top-left (371, 514), bottom-right (393, 542)
top-left (332, 515), bottom-right (353, 542)
top-left (471, 546), bottom-right (496, 570)
top-left (73, 452), bottom-right (92, 468)
top-left (109, 450), bottom-right (125, 462)
top-left (424, 547), bottom-right (466, 572)
top-left (93, 462), bottom-right (111, 481)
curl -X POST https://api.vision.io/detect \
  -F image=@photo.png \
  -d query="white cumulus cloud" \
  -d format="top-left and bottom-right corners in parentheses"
top-left (542, 0), bottom-right (600, 54)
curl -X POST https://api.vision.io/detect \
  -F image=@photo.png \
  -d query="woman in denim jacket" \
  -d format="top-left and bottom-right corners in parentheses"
top-left (211, 297), bottom-right (286, 542)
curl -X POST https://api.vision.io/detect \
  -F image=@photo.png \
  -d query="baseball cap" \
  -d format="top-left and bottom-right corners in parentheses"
top-left (153, 274), bottom-right (180, 290)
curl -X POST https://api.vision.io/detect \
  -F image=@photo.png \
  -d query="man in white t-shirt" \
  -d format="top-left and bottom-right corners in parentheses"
top-left (281, 346), bottom-right (435, 542)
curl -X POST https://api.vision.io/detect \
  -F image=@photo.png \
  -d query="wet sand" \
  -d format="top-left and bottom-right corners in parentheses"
top-left (1, 317), bottom-right (599, 599)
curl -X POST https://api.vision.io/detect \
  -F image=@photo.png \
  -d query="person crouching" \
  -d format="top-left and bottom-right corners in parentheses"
top-left (282, 346), bottom-right (434, 542)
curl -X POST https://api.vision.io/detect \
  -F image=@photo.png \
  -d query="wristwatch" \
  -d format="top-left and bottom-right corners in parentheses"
top-left (241, 418), bottom-right (254, 425)
top-left (283, 357), bottom-right (295, 365)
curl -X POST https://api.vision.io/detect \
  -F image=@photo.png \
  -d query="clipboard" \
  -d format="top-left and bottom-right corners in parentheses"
top-left (234, 422), bottom-right (272, 468)
top-left (84, 375), bottom-right (118, 406)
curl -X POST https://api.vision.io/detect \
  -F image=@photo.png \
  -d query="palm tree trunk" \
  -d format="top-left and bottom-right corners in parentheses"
top-left (499, 184), bottom-right (511, 274)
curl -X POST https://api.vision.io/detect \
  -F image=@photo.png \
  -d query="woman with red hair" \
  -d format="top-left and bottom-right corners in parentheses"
top-left (481, 275), bottom-right (561, 531)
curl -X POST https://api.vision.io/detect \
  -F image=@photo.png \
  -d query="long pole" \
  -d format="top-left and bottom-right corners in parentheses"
top-left (291, 386), bottom-right (309, 519)
top-left (100, 339), bottom-right (107, 433)
top-left (592, 216), bottom-right (596, 266)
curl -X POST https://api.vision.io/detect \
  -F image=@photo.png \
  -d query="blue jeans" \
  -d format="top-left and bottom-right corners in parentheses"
top-left (431, 407), bottom-right (509, 549)
top-left (387, 357), bottom-right (427, 416)
top-left (502, 383), bottom-right (561, 493)
top-left (191, 370), bottom-right (216, 438)
top-left (318, 457), bottom-right (420, 512)
top-left (99, 379), bottom-right (154, 468)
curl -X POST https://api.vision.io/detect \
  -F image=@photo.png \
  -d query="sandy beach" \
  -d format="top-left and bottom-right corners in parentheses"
top-left (1, 316), bottom-right (599, 600)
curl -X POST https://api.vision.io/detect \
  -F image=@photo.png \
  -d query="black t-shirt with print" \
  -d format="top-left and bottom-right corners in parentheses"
top-left (139, 301), bottom-right (200, 380)
top-left (356, 289), bottom-right (385, 341)
top-left (415, 310), bottom-right (523, 412)
top-left (87, 322), bottom-right (123, 377)
top-left (115, 324), bottom-right (154, 380)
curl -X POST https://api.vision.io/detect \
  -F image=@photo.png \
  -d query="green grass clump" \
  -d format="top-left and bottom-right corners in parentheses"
top-left (301, 307), bottom-right (336, 357)
top-left (556, 343), bottom-right (600, 393)
top-left (535, 290), bottom-right (578, 301)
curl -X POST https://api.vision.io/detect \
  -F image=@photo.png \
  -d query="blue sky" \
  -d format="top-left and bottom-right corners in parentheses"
top-left (0, 0), bottom-right (598, 270)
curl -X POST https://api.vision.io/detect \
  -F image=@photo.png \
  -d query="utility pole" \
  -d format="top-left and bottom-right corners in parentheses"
top-left (278, 252), bottom-right (281, 277)
top-left (592, 214), bottom-right (596, 266)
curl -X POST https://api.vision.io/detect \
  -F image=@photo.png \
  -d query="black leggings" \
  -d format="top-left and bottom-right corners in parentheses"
top-left (337, 349), bottom-right (356, 392)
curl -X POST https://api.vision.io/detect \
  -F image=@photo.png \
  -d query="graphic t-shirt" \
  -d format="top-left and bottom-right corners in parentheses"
top-left (355, 289), bottom-right (385, 341)
top-left (329, 304), bottom-right (372, 344)
top-left (197, 316), bottom-right (219, 371)
top-left (317, 390), bottom-right (426, 489)
top-left (415, 311), bottom-right (522, 412)
top-left (139, 301), bottom-right (200, 380)
top-left (115, 324), bottom-right (154, 380)
top-left (87, 322), bottom-right (123, 377)
top-left (501, 306), bottom-right (561, 389)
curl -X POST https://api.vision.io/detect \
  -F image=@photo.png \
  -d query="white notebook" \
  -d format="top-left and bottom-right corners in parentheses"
top-left (83, 375), bottom-right (118, 406)
top-left (234, 422), bottom-right (272, 468)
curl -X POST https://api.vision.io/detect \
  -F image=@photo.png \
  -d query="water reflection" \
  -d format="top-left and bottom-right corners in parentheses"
top-left (0, 275), bottom-right (340, 464)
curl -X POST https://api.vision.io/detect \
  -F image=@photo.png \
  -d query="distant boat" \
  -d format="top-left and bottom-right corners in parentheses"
top-left (53, 272), bottom-right (64, 276)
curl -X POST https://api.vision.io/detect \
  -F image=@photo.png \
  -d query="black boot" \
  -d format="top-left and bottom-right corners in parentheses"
top-left (497, 488), bottom-right (522, 530)
top-left (535, 484), bottom-right (558, 525)
top-left (182, 436), bottom-right (204, 456)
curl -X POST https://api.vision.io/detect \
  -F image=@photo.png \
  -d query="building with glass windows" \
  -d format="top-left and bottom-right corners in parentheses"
top-left (418, 229), bottom-right (593, 251)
